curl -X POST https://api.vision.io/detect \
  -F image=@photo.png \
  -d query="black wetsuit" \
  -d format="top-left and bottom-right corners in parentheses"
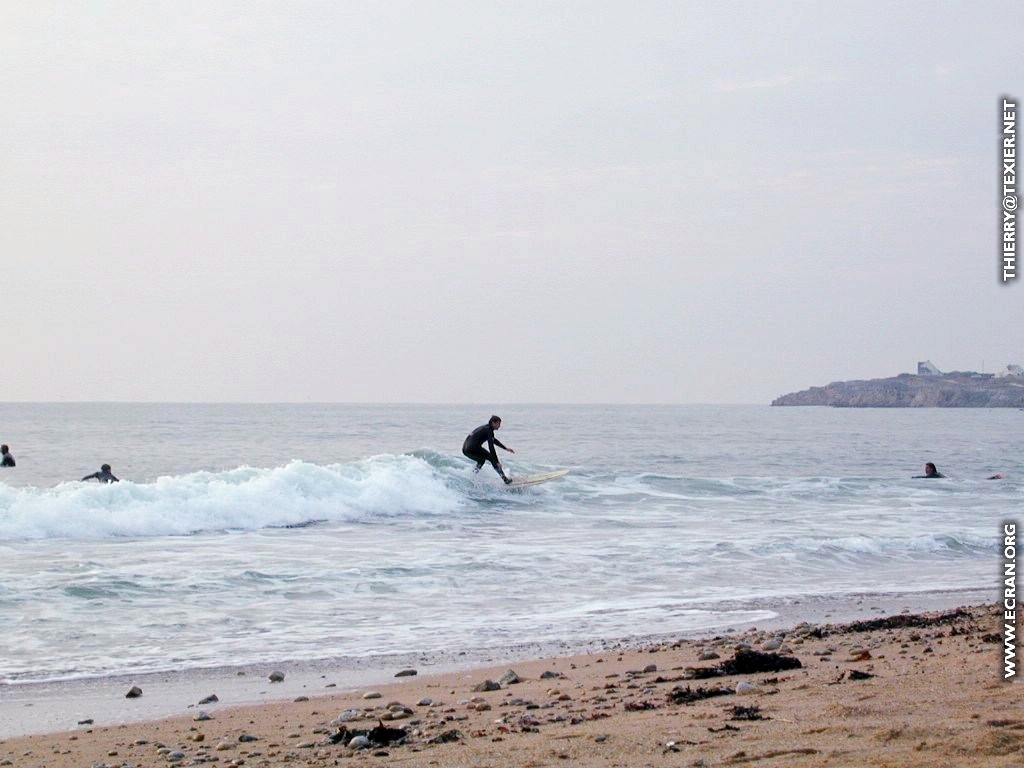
top-left (0, 453), bottom-right (14, 468)
top-left (914, 473), bottom-right (945, 478)
top-left (462, 424), bottom-right (510, 482)
top-left (82, 469), bottom-right (119, 483)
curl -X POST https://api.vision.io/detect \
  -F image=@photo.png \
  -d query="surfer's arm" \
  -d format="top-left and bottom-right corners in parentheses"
top-left (82, 473), bottom-right (98, 482)
top-left (485, 437), bottom-right (500, 463)
top-left (492, 437), bottom-right (513, 453)
top-left (110, 474), bottom-right (120, 483)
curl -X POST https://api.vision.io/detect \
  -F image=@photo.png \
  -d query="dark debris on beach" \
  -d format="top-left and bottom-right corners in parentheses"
top-left (687, 649), bottom-right (802, 679)
top-left (667, 685), bottom-right (735, 704)
top-left (823, 607), bottom-right (975, 635)
top-left (329, 721), bottom-right (408, 747)
top-left (729, 704), bottom-right (768, 721)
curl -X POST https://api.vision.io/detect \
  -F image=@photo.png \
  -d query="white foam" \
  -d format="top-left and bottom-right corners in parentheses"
top-left (750, 531), bottom-right (990, 557)
top-left (0, 456), bottom-right (464, 541)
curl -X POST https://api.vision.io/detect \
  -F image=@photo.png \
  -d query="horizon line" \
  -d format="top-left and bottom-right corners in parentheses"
top-left (0, 400), bottom-right (767, 407)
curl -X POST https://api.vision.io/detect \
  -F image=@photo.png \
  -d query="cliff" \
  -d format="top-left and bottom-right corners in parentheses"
top-left (771, 372), bottom-right (1024, 407)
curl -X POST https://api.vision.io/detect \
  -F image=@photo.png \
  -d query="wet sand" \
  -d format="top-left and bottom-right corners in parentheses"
top-left (1, 603), bottom-right (1019, 767)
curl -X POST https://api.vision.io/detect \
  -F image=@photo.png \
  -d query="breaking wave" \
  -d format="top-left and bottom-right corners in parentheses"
top-left (0, 454), bottom-right (471, 541)
top-left (0, 457), bottom-right (1011, 556)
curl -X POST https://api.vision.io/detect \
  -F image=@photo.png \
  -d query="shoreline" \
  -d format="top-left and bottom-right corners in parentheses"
top-left (1, 599), bottom-right (1016, 767)
top-left (0, 586), bottom-right (991, 743)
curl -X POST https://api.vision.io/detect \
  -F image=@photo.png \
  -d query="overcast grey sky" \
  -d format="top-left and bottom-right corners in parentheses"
top-left (2, 1), bottom-right (1021, 403)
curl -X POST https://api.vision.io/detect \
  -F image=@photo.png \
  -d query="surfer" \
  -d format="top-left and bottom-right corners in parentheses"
top-left (914, 462), bottom-right (945, 479)
top-left (82, 464), bottom-right (119, 483)
top-left (463, 415), bottom-right (514, 484)
top-left (0, 444), bottom-right (14, 467)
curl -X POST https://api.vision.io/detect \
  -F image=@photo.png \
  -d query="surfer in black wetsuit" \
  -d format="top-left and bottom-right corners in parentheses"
top-left (914, 462), bottom-right (944, 478)
top-left (82, 464), bottom-right (119, 483)
top-left (463, 415), bottom-right (514, 484)
top-left (0, 444), bottom-right (14, 467)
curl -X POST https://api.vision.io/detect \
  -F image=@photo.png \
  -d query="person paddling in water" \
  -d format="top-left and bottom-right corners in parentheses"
top-left (913, 462), bottom-right (1004, 480)
top-left (463, 415), bottom-right (514, 484)
top-left (82, 463), bottom-right (119, 483)
top-left (914, 462), bottom-right (944, 478)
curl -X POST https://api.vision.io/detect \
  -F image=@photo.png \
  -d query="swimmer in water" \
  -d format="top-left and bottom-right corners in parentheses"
top-left (0, 444), bottom-right (14, 467)
top-left (82, 464), bottom-right (119, 483)
top-left (914, 462), bottom-right (944, 478)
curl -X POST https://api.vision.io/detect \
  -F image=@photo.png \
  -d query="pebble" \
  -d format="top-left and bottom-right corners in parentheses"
top-left (762, 638), bottom-right (783, 651)
top-left (198, 694), bottom-right (219, 705)
top-left (268, 671), bottom-right (285, 682)
top-left (362, 691), bottom-right (382, 699)
top-left (193, 711), bottom-right (213, 721)
top-left (736, 681), bottom-right (760, 695)
top-left (215, 742), bottom-right (233, 751)
top-left (472, 679), bottom-right (501, 692)
top-left (498, 669), bottom-right (521, 685)
top-left (348, 735), bottom-right (371, 750)
top-left (332, 709), bottom-right (361, 723)
top-left (394, 668), bottom-right (418, 677)
top-left (642, 664), bottom-right (657, 673)
top-left (78, 718), bottom-right (94, 725)
top-left (125, 686), bottom-right (143, 698)
top-left (293, 696), bottom-right (309, 702)
top-left (699, 649), bottom-right (720, 661)
top-left (167, 751), bottom-right (186, 761)
top-left (417, 697), bottom-right (433, 706)
top-left (238, 734), bottom-right (258, 742)
top-left (540, 671), bottom-right (561, 679)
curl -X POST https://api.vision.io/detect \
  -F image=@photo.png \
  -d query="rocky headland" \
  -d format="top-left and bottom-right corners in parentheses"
top-left (772, 372), bottom-right (1024, 407)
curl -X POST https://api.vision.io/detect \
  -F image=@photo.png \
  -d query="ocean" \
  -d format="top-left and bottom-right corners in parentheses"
top-left (0, 403), bottom-right (1016, 691)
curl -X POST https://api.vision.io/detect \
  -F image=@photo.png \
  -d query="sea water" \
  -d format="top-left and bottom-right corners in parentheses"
top-left (0, 403), bottom-right (1017, 685)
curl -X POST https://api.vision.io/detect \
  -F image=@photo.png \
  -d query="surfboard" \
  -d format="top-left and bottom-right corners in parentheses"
top-left (507, 469), bottom-right (569, 488)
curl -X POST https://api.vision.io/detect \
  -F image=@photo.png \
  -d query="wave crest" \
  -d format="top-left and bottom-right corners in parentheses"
top-left (0, 456), bottom-right (465, 541)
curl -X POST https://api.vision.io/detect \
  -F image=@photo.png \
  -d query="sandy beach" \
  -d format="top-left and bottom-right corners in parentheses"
top-left (1, 603), bottom-right (1017, 768)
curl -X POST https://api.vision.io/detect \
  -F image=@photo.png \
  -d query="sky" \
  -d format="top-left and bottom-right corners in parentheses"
top-left (2, 1), bottom-right (1021, 403)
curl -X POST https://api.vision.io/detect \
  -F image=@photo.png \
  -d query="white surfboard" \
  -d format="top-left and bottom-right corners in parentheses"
top-left (507, 469), bottom-right (570, 488)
